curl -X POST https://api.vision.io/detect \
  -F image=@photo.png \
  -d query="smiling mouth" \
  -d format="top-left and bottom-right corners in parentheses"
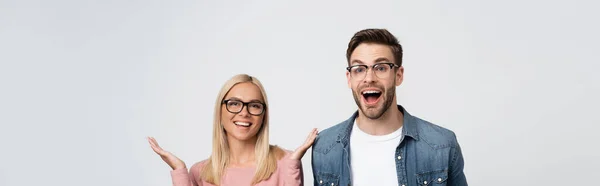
top-left (361, 90), bottom-right (382, 104)
top-left (234, 121), bottom-right (252, 127)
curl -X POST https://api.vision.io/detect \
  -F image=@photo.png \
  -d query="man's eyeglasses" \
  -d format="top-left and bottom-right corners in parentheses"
top-left (346, 62), bottom-right (399, 80)
top-left (222, 99), bottom-right (265, 116)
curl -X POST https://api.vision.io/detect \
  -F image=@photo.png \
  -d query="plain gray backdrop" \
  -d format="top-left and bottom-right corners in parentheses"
top-left (1, 0), bottom-right (599, 185)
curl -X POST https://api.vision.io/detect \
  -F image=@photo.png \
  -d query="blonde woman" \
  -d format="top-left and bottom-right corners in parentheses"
top-left (148, 74), bottom-right (317, 186)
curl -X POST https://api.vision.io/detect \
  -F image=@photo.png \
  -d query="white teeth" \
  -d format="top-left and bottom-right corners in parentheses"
top-left (234, 122), bottom-right (251, 127)
top-left (362, 90), bottom-right (381, 94)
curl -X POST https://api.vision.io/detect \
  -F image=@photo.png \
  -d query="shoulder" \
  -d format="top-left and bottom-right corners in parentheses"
top-left (313, 119), bottom-right (351, 150)
top-left (189, 159), bottom-right (210, 177)
top-left (318, 121), bottom-right (348, 139)
top-left (270, 145), bottom-right (291, 160)
top-left (271, 146), bottom-right (303, 169)
top-left (191, 159), bottom-right (209, 168)
top-left (412, 115), bottom-right (460, 148)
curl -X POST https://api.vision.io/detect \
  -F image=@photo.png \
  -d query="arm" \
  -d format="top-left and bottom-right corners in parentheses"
top-left (281, 157), bottom-right (304, 186)
top-left (170, 162), bottom-right (203, 186)
top-left (447, 135), bottom-right (468, 186)
top-left (286, 128), bottom-right (318, 186)
top-left (147, 137), bottom-right (203, 186)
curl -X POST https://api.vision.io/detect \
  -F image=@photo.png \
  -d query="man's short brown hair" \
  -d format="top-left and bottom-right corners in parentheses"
top-left (346, 28), bottom-right (403, 67)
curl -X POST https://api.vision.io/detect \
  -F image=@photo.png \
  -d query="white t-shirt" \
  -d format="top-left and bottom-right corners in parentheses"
top-left (350, 120), bottom-right (402, 186)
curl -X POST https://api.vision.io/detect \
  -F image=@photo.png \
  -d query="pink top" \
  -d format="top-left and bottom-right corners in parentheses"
top-left (170, 151), bottom-right (303, 186)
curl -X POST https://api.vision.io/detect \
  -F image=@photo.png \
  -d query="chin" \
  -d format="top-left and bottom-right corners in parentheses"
top-left (232, 135), bottom-right (250, 141)
top-left (361, 105), bottom-right (386, 119)
top-left (231, 133), bottom-right (258, 141)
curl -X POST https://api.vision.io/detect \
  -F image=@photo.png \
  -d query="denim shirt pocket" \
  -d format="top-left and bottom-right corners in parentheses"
top-left (416, 169), bottom-right (449, 186)
top-left (315, 172), bottom-right (340, 186)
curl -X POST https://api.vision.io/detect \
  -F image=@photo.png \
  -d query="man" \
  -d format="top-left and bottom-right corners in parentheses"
top-left (311, 28), bottom-right (468, 186)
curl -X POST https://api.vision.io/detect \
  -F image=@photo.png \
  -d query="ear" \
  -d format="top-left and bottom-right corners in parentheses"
top-left (346, 70), bottom-right (352, 88)
top-left (395, 66), bottom-right (404, 86)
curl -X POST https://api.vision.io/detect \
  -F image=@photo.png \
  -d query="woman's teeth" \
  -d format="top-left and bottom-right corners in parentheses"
top-left (234, 121), bottom-right (251, 127)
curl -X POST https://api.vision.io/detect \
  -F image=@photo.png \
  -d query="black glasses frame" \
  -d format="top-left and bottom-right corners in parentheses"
top-left (345, 62), bottom-right (399, 79)
top-left (222, 99), bottom-right (266, 116)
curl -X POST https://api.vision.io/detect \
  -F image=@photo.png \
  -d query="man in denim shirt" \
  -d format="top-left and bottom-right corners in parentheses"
top-left (311, 29), bottom-right (468, 186)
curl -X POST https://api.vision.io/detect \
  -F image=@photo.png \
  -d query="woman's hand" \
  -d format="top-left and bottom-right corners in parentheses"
top-left (290, 128), bottom-right (318, 160)
top-left (147, 137), bottom-right (186, 170)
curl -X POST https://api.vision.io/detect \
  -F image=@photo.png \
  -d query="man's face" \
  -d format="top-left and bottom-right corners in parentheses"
top-left (346, 43), bottom-right (404, 119)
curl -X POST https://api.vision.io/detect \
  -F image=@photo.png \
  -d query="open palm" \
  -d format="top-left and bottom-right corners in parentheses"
top-left (290, 128), bottom-right (318, 160)
top-left (147, 137), bottom-right (186, 170)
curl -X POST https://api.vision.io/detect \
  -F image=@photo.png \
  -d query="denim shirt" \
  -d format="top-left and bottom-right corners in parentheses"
top-left (311, 105), bottom-right (468, 186)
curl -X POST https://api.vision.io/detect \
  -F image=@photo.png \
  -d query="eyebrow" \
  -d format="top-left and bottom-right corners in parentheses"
top-left (225, 97), bottom-right (263, 103)
top-left (248, 99), bottom-right (263, 103)
top-left (350, 58), bottom-right (391, 65)
top-left (374, 57), bottom-right (391, 63)
top-left (349, 60), bottom-right (363, 66)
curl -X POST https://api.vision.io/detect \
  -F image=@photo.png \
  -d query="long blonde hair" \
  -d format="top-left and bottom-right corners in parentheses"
top-left (200, 74), bottom-right (284, 185)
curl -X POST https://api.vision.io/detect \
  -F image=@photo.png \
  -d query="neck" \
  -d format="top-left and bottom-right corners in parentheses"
top-left (227, 135), bottom-right (257, 167)
top-left (356, 102), bottom-right (404, 136)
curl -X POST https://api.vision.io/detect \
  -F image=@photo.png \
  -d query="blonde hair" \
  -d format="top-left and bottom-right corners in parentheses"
top-left (199, 74), bottom-right (285, 185)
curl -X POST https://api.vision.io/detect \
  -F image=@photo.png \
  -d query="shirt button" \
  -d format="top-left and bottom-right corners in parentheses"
top-left (424, 181), bottom-right (428, 184)
top-left (331, 183), bottom-right (334, 186)
top-left (319, 180), bottom-right (323, 184)
top-left (397, 156), bottom-right (402, 160)
top-left (438, 178), bottom-right (442, 182)
top-left (402, 185), bottom-right (406, 186)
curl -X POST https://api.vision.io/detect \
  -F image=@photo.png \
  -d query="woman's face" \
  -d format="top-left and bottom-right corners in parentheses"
top-left (221, 82), bottom-right (265, 142)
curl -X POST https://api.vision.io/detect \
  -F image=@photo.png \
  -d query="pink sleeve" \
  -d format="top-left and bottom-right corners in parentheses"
top-left (170, 162), bottom-right (204, 186)
top-left (280, 153), bottom-right (304, 186)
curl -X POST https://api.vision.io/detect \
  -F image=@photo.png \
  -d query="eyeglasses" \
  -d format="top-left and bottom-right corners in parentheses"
top-left (346, 62), bottom-right (399, 80)
top-left (222, 99), bottom-right (266, 116)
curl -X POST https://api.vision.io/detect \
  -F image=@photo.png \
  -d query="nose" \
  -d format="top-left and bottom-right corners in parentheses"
top-left (363, 68), bottom-right (377, 83)
top-left (237, 105), bottom-right (250, 117)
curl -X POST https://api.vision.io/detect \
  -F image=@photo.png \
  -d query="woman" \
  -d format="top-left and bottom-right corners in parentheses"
top-left (147, 74), bottom-right (317, 186)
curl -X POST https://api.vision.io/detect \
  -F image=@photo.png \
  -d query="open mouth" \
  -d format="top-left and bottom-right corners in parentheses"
top-left (234, 121), bottom-right (252, 128)
top-left (361, 90), bottom-right (382, 105)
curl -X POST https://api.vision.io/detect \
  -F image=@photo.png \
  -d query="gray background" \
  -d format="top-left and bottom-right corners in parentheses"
top-left (1, 0), bottom-right (598, 185)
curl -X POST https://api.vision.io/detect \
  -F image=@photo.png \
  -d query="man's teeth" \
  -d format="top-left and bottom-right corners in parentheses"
top-left (362, 90), bottom-right (381, 94)
top-left (234, 122), bottom-right (251, 127)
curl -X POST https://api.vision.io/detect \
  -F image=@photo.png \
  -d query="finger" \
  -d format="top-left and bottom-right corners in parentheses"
top-left (148, 138), bottom-right (159, 149)
top-left (290, 129), bottom-right (318, 160)
top-left (148, 138), bottom-right (166, 154)
top-left (298, 129), bottom-right (318, 150)
top-left (149, 137), bottom-right (158, 146)
top-left (147, 137), bottom-right (158, 148)
top-left (308, 129), bottom-right (318, 142)
top-left (303, 128), bottom-right (316, 143)
top-left (295, 132), bottom-right (311, 152)
top-left (149, 137), bottom-right (164, 150)
top-left (150, 143), bottom-right (163, 154)
top-left (303, 129), bottom-right (318, 146)
top-left (148, 140), bottom-right (163, 153)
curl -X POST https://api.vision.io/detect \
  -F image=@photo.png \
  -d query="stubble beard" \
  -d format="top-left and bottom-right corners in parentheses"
top-left (352, 84), bottom-right (396, 120)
